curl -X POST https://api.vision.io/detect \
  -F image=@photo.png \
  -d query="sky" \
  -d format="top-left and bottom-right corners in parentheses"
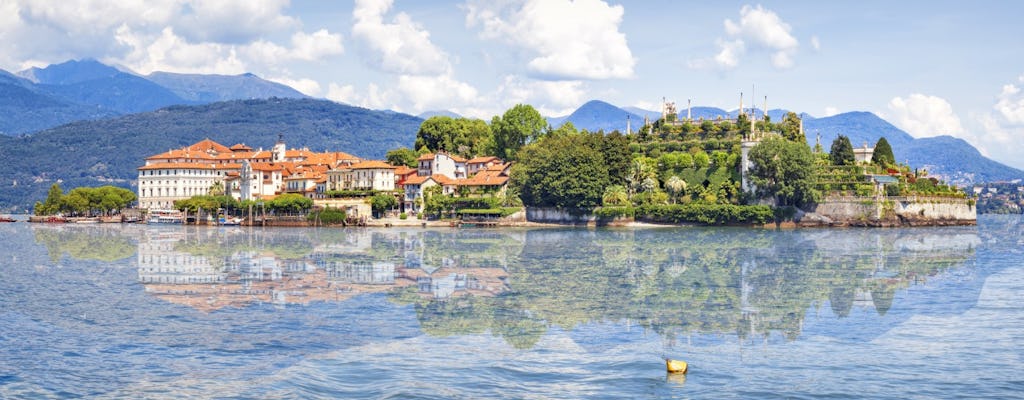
top-left (1, 0), bottom-right (1023, 169)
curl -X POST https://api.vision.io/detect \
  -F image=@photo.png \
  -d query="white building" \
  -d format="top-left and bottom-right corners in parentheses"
top-left (417, 152), bottom-right (467, 179)
top-left (138, 138), bottom-right (358, 211)
top-left (328, 160), bottom-right (397, 192)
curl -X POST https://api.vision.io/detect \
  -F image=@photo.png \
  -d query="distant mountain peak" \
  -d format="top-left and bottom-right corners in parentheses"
top-left (18, 58), bottom-right (122, 85)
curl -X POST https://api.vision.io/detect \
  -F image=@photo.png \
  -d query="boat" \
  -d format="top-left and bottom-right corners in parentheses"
top-left (147, 209), bottom-right (184, 224)
top-left (666, 359), bottom-right (688, 374)
top-left (0, 216), bottom-right (15, 222)
top-left (219, 216), bottom-right (243, 226)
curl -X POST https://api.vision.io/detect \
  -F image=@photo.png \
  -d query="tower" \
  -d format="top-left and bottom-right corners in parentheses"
top-left (763, 96), bottom-right (768, 121)
top-left (626, 114), bottom-right (631, 135)
top-left (739, 92), bottom-right (744, 117)
top-left (687, 99), bottom-right (692, 122)
top-left (272, 133), bottom-right (285, 163)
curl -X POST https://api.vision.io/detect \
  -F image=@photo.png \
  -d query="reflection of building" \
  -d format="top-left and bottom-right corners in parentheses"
top-left (137, 232), bottom-right (224, 284)
top-left (137, 228), bottom-right (511, 311)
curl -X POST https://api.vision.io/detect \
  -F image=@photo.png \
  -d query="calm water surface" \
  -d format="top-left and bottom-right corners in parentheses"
top-left (1, 216), bottom-right (1022, 399)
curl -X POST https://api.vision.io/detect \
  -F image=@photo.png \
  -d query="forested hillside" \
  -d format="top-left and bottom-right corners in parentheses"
top-left (0, 98), bottom-right (420, 211)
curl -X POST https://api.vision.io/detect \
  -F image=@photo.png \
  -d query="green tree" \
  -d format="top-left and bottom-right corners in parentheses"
top-left (423, 185), bottom-right (454, 217)
top-left (491, 104), bottom-right (546, 161)
top-left (512, 133), bottom-right (610, 208)
top-left (664, 176), bottom-right (687, 204)
top-left (267, 193), bottom-right (313, 214)
top-left (598, 131), bottom-right (632, 187)
top-left (779, 112), bottom-right (805, 143)
top-left (602, 185), bottom-right (629, 206)
top-left (386, 147), bottom-right (419, 168)
top-left (749, 137), bottom-right (820, 207)
top-left (829, 135), bottom-right (855, 166)
top-left (872, 137), bottom-right (895, 167)
top-left (36, 183), bottom-right (64, 215)
top-left (415, 117), bottom-right (493, 157)
top-left (370, 193), bottom-right (398, 218)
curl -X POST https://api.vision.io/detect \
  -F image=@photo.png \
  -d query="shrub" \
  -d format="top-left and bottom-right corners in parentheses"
top-left (400, 212), bottom-right (408, 220)
top-left (634, 204), bottom-right (772, 225)
top-left (307, 207), bottom-right (346, 225)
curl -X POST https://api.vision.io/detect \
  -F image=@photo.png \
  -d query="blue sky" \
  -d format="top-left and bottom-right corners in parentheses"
top-left (1, 1), bottom-right (1022, 168)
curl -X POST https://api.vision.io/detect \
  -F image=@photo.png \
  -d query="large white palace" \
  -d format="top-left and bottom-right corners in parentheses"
top-left (136, 137), bottom-right (360, 210)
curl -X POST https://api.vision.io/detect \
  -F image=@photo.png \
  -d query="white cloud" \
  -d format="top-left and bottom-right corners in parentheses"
top-left (243, 30), bottom-right (344, 65)
top-left (492, 75), bottom-right (584, 117)
top-left (326, 83), bottom-right (358, 105)
top-left (994, 76), bottom-right (1024, 124)
top-left (691, 4), bottom-right (801, 70)
top-left (887, 94), bottom-right (965, 138)
top-left (966, 75), bottom-right (1024, 169)
top-left (351, 0), bottom-right (452, 76)
top-left (289, 29), bottom-right (344, 61)
top-left (115, 26), bottom-right (247, 75)
top-left (177, 0), bottom-right (297, 44)
top-left (267, 76), bottom-right (322, 97)
top-left (811, 35), bottom-right (821, 51)
top-left (465, 0), bottom-right (635, 80)
top-left (823, 106), bottom-right (838, 117)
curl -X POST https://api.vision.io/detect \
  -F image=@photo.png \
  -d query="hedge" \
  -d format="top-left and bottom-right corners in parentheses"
top-left (634, 204), bottom-right (773, 225)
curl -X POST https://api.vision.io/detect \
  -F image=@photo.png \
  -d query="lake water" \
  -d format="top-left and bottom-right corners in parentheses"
top-left (1, 216), bottom-right (1022, 399)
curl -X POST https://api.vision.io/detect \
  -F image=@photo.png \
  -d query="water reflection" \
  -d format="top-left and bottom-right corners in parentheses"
top-left (33, 223), bottom-right (980, 348)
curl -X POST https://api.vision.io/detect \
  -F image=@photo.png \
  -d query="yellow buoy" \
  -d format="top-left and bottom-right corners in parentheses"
top-left (665, 358), bottom-right (688, 374)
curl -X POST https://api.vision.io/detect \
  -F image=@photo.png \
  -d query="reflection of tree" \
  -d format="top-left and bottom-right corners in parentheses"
top-left (33, 225), bottom-right (136, 262)
top-left (406, 226), bottom-right (977, 348)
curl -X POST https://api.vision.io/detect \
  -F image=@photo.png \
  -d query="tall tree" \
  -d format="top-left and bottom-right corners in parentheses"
top-left (491, 104), bottom-right (546, 161)
top-left (749, 137), bottom-right (820, 207)
top-left (872, 137), bottom-right (895, 167)
top-left (36, 183), bottom-right (64, 215)
top-left (386, 147), bottom-right (419, 168)
top-left (414, 117), bottom-right (493, 158)
top-left (511, 133), bottom-right (610, 209)
top-left (779, 112), bottom-right (805, 143)
top-left (829, 135), bottom-right (855, 166)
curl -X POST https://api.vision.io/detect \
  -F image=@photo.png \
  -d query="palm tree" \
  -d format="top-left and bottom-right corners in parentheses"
top-left (665, 176), bottom-right (687, 204)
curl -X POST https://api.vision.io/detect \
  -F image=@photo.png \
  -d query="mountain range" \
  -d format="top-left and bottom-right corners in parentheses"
top-left (0, 59), bottom-right (305, 135)
top-left (1, 59), bottom-right (1020, 211)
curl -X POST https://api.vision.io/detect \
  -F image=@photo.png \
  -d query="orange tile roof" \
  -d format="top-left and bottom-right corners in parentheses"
top-left (467, 156), bottom-right (499, 164)
top-left (229, 143), bottom-right (253, 151)
top-left (350, 160), bottom-right (396, 169)
top-left (395, 166), bottom-right (417, 176)
top-left (187, 139), bottom-right (232, 154)
top-left (458, 169), bottom-right (509, 186)
top-left (417, 153), bottom-right (435, 161)
top-left (404, 175), bottom-right (432, 185)
top-left (138, 162), bottom-right (215, 170)
top-left (250, 162), bottom-right (286, 171)
top-left (431, 174), bottom-right (456, 185)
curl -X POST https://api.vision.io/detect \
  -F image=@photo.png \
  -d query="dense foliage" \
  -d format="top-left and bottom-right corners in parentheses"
top-left (307, 206), bottom-right (347, 225)
top-left (829, 135), bottom-right (855, 166)
top-left (512, 132), bottom-right (614, 209)
top-left (872, 137), bottom-right (895, 167)
top-left (491, 104), bottom-right (546, 161)
top-left (385, 147), bottom-right (419, 168)
top-left (370, 193), bottom-right (399, 217)
top-left (414, 116), bottom-right (492, 158)
top-left (749, 137), bottom-right (820, 207)
top-left (34, 184), bottom-right (136, 216)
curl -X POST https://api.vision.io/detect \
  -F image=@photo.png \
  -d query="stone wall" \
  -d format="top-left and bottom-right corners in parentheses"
top-left (525, 207), bottom-right (596, 225)
top-left (800, 196), bottom-right (976, 227)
